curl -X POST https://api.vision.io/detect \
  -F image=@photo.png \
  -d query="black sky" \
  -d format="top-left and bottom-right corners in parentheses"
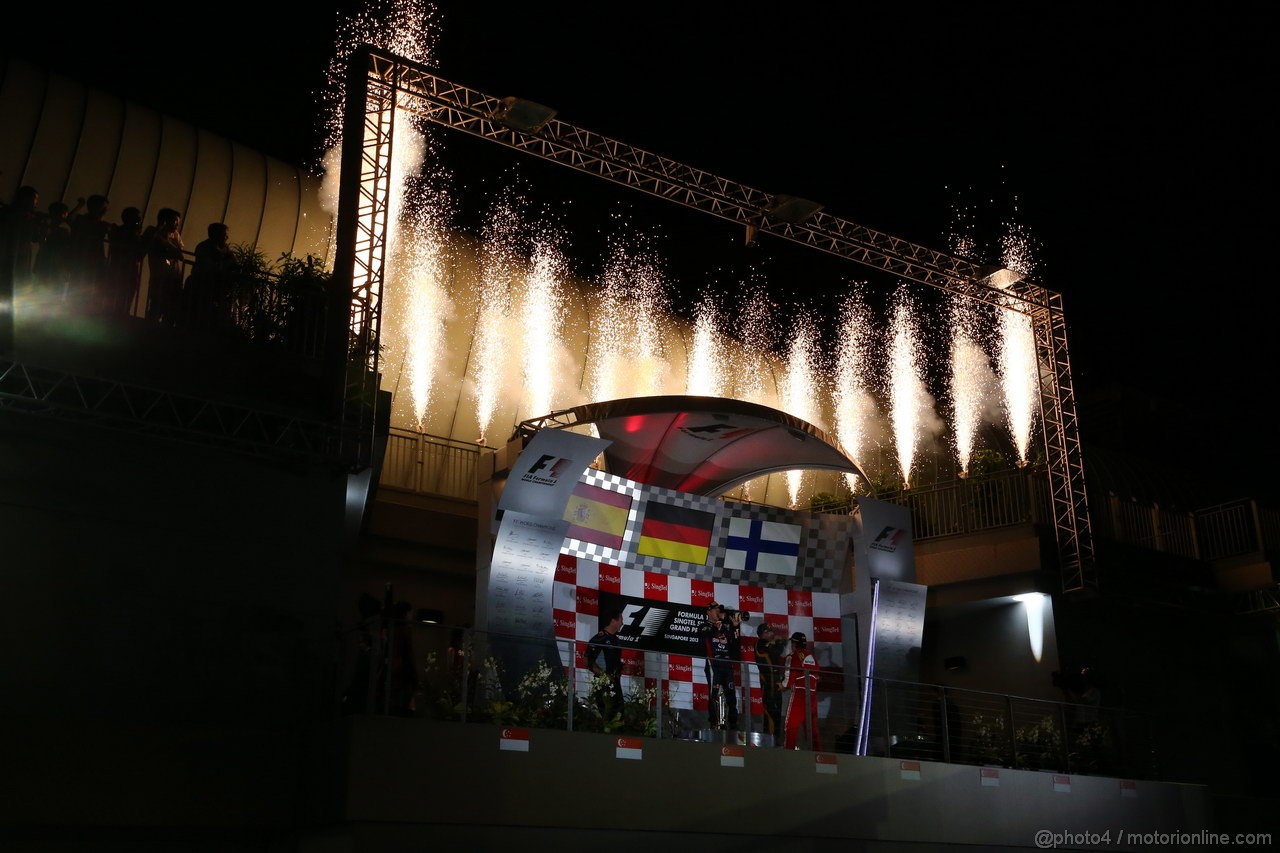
top-left (10, 2), bottom-right (1276, 500)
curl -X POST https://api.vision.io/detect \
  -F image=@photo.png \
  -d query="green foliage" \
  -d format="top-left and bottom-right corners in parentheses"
top-left (220, 245), bottom-right (331, 350)
top-left (574, 675), bottom-right (659, 736)
top-left (275, 252), bottom-right (332, 294)
top-left (808, 491), bottom-right (848, 513)
top-left (967, 448), bottom-right (1008, 477)
top-left (1015, 716), bottom-right (1065, 770)
top-left (968, 712), bottom-right (1012, 766)
top-left (1068, 721), bottom-right (1113, 774)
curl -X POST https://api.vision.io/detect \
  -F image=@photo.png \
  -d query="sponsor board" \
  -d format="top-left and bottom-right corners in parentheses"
top-left (601, 592), bottom-right (711, 657)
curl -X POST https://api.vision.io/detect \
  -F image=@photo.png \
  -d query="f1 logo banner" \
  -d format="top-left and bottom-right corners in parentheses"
top-left (855, 497), bottom-right (915, 584)
top-left (600, 592), bottom-right (707, 657)
top-left (498, 429), bottom-right (612, 519)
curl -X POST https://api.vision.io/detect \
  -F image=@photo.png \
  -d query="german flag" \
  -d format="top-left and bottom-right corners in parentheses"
top-left (637, 501), bottom-right (715, 565)
top-left (562, 482), bottom-right (632, 549)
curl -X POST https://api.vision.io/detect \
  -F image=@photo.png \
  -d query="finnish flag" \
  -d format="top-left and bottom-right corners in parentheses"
top-left (723, 517), bottom-right (800, 576)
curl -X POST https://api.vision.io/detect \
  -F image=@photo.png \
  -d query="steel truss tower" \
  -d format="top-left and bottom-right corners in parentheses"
top-left (332, 45), bottom-right (1097, 594)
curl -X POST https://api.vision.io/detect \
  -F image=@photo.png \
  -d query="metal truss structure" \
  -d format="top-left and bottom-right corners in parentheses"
top-left (336, 46), bottom-right (1096, 594)
top-left (0, 359), bottom-right (341, 464)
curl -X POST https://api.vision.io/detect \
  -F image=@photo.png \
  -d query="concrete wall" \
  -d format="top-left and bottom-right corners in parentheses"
top-left (326, 716), bottom-right (1212, 852)
top-left (0, 407), bottom-right (348, 829)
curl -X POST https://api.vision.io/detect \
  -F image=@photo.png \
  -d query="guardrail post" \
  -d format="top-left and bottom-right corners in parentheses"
top-left (1005, 695), bottom-right (1018, 768)
top-left (657, 654), bottom-right (668, 740)
top-left (564, 638), bottom-right (575, 732)
top-left (939, 687), bottom-right (952, 764)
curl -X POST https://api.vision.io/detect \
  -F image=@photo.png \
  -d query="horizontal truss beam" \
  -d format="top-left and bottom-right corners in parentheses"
top-left (0, 359), bottom-right (343, 465)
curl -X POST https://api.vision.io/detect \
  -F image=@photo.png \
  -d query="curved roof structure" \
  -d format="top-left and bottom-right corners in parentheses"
top-left (0, 54), bottom-right (333, 265)
top-left (516, 395), bottom-right (867, 498)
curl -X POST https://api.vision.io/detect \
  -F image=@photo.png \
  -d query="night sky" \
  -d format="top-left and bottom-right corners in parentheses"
top-left (10, 2), bottom-right (1276, 501)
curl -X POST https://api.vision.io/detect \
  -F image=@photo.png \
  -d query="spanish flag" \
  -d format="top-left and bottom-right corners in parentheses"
top-left (637, 501), bottom-right (715, 565)
top-left (562, 482), bottom-right (632, 549)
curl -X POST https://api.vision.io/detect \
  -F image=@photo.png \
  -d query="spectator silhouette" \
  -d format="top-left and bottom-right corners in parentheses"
top-left (69, 194), bottom-right (112, 310)
top-left (33, 200), bottom-right (77, 299)
top-left (187, 222), bottom-right (235, 331)
top-left (142, 208), bottom-right (185, 327)
top-left (340, 592), bottom-right (384, 715)
top-left (376, 600), bottom-right (419, 716)
top-left (106, 207), bottom-right (145, 317)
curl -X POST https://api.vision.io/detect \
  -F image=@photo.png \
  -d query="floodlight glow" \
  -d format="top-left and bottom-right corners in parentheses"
top-left (1013, 593), bottom-right (1046, 662)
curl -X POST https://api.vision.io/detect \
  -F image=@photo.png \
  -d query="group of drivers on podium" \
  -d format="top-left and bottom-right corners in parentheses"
top-left (699, 602), bottom-right (821, 750)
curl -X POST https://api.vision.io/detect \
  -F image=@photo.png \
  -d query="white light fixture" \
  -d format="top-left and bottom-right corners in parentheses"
top-left (1013, 593), bottom-right (1046, 662)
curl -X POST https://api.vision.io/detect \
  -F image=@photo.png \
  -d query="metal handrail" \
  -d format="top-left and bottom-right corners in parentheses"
top-left (374, 444), bottom-right (1277, 561)
top-left (341, 622), bottom-right (1201, 782)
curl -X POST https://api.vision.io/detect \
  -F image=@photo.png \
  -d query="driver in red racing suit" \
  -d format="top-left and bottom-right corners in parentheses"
top-left (782, 632), bottom-right (821, 750)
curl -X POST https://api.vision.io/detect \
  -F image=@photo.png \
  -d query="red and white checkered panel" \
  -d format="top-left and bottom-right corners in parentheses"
top-left (556, 557), bottom-right (842, 712)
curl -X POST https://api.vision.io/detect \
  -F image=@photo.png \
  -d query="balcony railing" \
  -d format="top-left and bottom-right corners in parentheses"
top-left (377, 440), bottom-right (1278, 565)
top-left (873, 468), bottom-right (1042, 539)
top-left (339, 623), bottom-right (1201, 783)
top-left (379, 428), bottom-right (492, 500)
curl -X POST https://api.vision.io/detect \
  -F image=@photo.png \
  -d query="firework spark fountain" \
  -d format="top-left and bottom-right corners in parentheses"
top-left (998, 307), bottom-right (1037, 466)
top-left (519, 238), bottom-right (568, 420)
top-left (780, 311), bottom-right (824, 507)
top-left (320, 1), bottom-right (450, 427)
top-left (471, 193), bottom-right (526, 443)
top-left (948, 296), bottom-right (991, 477)
top-left (998, 214), bottom-right (1041, 466)
top-left (589, 241), bottom-right (671, 401)
top-left (687, 296), bottom-right (728, 398)
top-left (315, 6), bottom-right (1044, 494)
top-left (888, 290), bottom-right (929, 489)
top-left (730, 279), bottom-right (777, 407)
top-left (834, 288), bottom-right (877, 494)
